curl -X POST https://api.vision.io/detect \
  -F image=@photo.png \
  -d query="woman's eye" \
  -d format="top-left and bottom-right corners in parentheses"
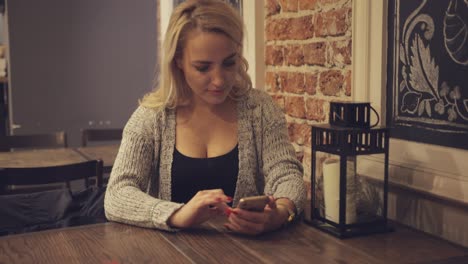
top-left (195, 65), bottom-right (209, 72)
top-left (223, 60), bottom-right (236, 68)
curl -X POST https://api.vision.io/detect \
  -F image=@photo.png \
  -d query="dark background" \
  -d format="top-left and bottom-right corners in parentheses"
top-left (4, 0), bottom-right (158, 147)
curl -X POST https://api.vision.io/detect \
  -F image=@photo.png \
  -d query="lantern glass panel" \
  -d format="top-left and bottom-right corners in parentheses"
top-left (314, 153), bottom-right (358, 225)
top-left (355, 154), bottom-right (386, 222)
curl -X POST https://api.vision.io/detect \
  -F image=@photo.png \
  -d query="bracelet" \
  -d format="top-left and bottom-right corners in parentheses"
top-left (277, 204), bottom-right (296, 227)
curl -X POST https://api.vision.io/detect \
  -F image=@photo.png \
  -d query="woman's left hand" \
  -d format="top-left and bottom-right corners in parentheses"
top-left (223, 196), bottom-right (289, 236)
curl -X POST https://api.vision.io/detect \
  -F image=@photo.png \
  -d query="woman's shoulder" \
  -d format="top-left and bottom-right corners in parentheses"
top-left (124, 105), bottom-right (168, 136)
top-left (245, 88), bottom-right (271, 102)
top-left (242, 88), bottom-right (278, 108)
top-left (129, 105), bottom-right (165, 123)
top-left (242, 88), bottom-right (284, 120)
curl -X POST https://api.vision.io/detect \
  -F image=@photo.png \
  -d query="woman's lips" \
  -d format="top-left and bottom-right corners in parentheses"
top-left (208, 90), bottom-right (224, 95)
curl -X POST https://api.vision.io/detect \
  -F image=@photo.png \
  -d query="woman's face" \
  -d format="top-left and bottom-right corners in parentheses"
top-left (177, 29), bottom-right (238, 107)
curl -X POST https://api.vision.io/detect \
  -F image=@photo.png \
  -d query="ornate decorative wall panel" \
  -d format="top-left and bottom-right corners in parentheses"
top-left (387, 0), bottom-right (468, 149)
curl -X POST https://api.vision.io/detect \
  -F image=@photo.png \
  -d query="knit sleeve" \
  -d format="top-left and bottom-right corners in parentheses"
top-left (104, 106), bottom-right (183, 231)
top-left (259, 94), bottom-right (307, 214)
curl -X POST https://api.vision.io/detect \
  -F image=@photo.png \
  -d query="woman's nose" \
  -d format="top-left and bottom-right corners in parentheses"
top-left (211, 67), bottom-right (225, 87)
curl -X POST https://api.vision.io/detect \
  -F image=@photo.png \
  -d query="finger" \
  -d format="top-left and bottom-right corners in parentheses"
top-left (203, 195), bottom-right (233, 216)
top-left (225, 219), bottom-right (246, 234)
top-left (231, 208), bottom-right (266, 224)
top-left (226, 218), bottom-right (260, 236)
top-left (215, 202), bottom-right (231, 216)
top-left (229, 212), bottom-right (263, 233)
top-left (205, 189), bottom-right (225, 195)
top-left (202, 189), bottom-right (232, 204)
top-left (267, 196), bottom-right (277, 210)
top-left (205, 196), bottom-right (232, 208)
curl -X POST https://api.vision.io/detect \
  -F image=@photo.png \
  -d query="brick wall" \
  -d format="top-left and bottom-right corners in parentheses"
top-left (264, 0), bottom-right (353, 198)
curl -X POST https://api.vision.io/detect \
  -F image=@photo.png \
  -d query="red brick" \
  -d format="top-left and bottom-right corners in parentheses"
top-left (265, 45), bottom-right (284, 66)
top-left (277, 72), bottom-right (288, 92)
top-left (331, 39), bottom-right (352, 66)
top-left (344, 70), bottom-right (352, 96)
top-left (315, 8), bottom-right (351, 37)
top-left (319, 70), bottom-right (344, 96)
top-left (284, 45), bottom-right (304, 66)
top-left (265, 0), bottom-right (281, 16)
top-left (270, 94), bottom-right (285, 110)
top-left (285, 96), bottom-right (306, 118)
top-left (319, 0), bottom-right (343, 6)
top-left (265, 18), bottom-right (292, 41)
top-left (283, 72), bottom-right (305, 94)
top-left (305, 73), bottom-right (318, 95)
top-left (305, 98), bottom-right (327, 121)
top-left (288, 122), bottom-right (311, 146)
top-left (289, 16), bottom-right (314, 40)
top-left (304, 42), bottom-right (327, 66)
top-left (299, 0), bottom-right (318, 10)
top-left (265, 71), bottom-right (281, 93)
top-left (279, 0), bottom-right (298, 12)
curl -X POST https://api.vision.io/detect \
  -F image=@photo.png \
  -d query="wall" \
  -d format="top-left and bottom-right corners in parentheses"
top-left (6, 0), bottom-right (158, 146)
top-left (265, 0), bottom-right (468, 247)
top-left (352, 0), bottom-right (468, 247)
top-left (264, 0), bottom-right (353, 198)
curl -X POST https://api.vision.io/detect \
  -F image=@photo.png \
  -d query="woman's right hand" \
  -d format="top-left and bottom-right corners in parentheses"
top-left (167, 189), bottom-right (232, 228)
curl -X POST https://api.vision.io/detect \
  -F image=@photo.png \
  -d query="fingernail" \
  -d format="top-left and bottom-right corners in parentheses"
top-left (226, 196), bottom-right (233, 202)
top-left (224, 208), bottom-right (232, 217)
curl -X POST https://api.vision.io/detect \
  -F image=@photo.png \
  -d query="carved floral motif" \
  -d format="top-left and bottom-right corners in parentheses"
top-left (399, 0), bottom-right (468, 122)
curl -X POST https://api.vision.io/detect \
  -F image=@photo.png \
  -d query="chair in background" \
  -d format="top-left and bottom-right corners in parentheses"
top-left (0, 159), bottom-right (103, 190)
top-left (81, 128), bottom-right (123, 147)
top-left (0, 160), bottom-right (106, 236)
top-left (0, 131), bottom-right (67, 152)
top-left (0, 131), bottom-right (69, 192)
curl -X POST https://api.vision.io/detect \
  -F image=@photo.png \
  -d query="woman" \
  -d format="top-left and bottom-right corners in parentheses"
top-left (104, 0), bottom-right (306, 235)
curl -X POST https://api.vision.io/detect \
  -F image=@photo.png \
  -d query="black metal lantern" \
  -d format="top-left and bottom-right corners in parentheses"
top-left (305, 101), bottom-right (393, 238)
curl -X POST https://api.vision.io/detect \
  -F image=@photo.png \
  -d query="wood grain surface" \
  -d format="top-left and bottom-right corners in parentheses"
top-left (75, 144), bottom-right (119, 172)
top-left (0, 148), bottom-right (87, 168)
top-left (0, 219), bottom-right (467, 264)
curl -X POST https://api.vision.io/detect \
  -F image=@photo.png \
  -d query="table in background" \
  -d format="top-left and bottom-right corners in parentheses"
top-left (0, 219), bottom-right (467, 264)
top-left (0, 147), bottom-right (117, 192)
top-left (0, 145), bottom-right (119, 172)
top-left (75, 144), bottom-right (119, 173)
top-left (0, 148), bottom-right (88, 168)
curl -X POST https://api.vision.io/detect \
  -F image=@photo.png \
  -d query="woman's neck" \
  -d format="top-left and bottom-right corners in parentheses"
top-left (178, 98), bottom-right (237, 124)
top-left (192, 97), bottom-right (235, 116)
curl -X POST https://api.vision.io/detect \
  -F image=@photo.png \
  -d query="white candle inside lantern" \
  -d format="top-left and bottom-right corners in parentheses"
top-left (323, 157), bottom-right (356, 224)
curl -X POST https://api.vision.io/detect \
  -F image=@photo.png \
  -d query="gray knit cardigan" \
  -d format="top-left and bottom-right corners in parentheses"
top-left (104, 89), bottom-right (306, 231)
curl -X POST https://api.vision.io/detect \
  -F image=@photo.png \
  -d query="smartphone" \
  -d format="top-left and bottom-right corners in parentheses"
top-left (238, 195), bottom-right (270, 212)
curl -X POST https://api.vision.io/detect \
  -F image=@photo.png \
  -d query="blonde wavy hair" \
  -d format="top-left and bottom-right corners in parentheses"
top-left (140, 0), bottom-right (252, 109)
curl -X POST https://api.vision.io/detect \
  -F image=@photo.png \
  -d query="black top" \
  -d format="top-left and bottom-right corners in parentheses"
top-left (171, 145), bottom-right (239, 204)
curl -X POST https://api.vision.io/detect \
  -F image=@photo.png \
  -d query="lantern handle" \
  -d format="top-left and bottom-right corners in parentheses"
top-left (370, 106), bottom-right (380, 128)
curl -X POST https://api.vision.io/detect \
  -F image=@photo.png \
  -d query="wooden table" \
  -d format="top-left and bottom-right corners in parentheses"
top-left (75, 144), bottom-right (119, 173)
top-left (0, 146), bottom-right (119, 191)
top-left (0, 219), bottom-right (467, 264)
top-left (0, 148), bottom-right (88, 168)
top-left (0, 145), bottom-right (119, 171)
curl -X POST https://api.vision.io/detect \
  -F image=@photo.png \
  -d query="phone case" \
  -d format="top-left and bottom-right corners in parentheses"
top-left (238, 195), bottom-right (269, 212)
